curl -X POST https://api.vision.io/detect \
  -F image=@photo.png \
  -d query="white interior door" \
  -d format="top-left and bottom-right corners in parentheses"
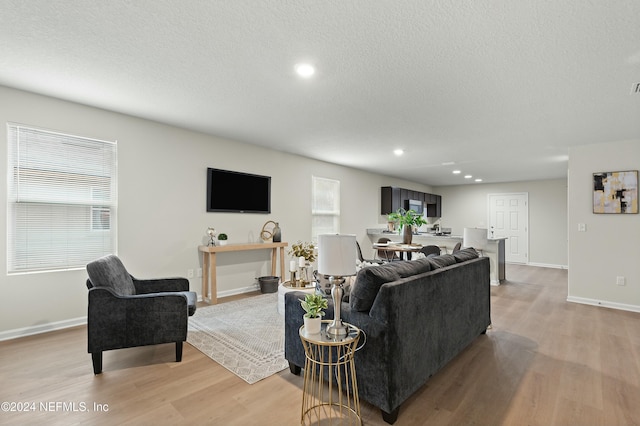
top-left (488, 193), bottom-right (529, 264)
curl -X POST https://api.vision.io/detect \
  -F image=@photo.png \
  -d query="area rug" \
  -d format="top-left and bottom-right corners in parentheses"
top-left (187, 292), bottom-right (289, 384)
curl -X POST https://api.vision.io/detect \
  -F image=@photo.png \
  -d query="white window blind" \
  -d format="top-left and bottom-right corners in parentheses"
top-left (7, 123), bottom-right (117, 273)
top-left (311, 176), bottom-right (340, 242)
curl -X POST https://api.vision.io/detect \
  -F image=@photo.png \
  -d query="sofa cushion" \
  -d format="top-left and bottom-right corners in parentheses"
top-left (428, 254), bottom-right (457, 269)
top-left (385, 259), bottom-right (431, 277)
top-left (408, 258), bottom-right (432, 275)
top-left (453, 247), bottom-right (479, 263)
top-left (350, 264), bottom-right (401, 312)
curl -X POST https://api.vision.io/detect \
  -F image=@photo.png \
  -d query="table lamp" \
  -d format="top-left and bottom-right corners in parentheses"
top-left (317, 234), bottom-right (357, 336)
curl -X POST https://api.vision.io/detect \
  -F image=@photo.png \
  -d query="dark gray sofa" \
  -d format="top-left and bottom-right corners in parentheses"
top-left (284, 249), bottom-right (491, 424)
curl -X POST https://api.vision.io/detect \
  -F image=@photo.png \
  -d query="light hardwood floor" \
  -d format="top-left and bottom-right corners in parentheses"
top-left (1, 264), bottom-right (639, 425)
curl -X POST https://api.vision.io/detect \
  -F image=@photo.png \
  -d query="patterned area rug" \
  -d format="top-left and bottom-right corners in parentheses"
top-left (187, 292), bottom-right (289, 384)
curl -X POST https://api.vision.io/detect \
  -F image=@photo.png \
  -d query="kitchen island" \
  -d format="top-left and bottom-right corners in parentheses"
top-left (367, 230), bottom-right (506, 285)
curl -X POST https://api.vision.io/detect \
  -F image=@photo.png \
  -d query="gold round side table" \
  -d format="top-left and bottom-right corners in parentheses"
top-left (298, 320), bottom-right (361, 425)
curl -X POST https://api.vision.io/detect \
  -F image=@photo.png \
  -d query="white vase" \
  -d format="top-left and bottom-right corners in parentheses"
top-left (303, 316), bottom-right (322, 334)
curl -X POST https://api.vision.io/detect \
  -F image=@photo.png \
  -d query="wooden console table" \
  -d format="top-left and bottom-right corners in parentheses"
top-left (198, 242), bottom-right (288, 304)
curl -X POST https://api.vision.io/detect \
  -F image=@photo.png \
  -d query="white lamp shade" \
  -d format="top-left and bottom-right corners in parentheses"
top-left (317, 234), bottom-right (357, 277)
top-left (463, 228), bottom-right (489, 250)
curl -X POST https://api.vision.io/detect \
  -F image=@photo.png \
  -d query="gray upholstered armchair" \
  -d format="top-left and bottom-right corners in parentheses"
top-left (85, 255), bottom-right (197, 374)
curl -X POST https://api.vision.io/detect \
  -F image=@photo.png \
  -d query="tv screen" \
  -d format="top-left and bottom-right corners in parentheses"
top-left (206, 168), bottom-right (271, 213)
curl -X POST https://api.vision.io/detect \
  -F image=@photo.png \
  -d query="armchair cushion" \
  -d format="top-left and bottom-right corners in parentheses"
top-left (86, 255), bottom-right (135, 296)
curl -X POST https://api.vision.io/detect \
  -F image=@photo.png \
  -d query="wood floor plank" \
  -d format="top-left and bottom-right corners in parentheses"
top-left (1, 264), bottom-right (640, 425)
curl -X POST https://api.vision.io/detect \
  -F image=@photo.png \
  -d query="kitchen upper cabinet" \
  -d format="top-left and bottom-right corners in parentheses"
top-left (426, 195), bottom-right (441, 217)
top-left (381, 186), bottom-right (401, 215)
top-left (381, 186), bottom-right (441, 217)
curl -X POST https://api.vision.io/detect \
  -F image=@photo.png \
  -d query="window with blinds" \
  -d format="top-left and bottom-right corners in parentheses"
top-left (311, 176), bottom-right (340, 242)
top-left (7, 123), bottom-right (117, 273)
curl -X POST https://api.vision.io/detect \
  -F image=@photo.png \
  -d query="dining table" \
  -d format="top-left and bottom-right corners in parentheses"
top-left (372, 242), bottom-right (423, 261)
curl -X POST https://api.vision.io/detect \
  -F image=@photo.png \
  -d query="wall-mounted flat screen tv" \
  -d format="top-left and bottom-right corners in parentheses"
top-left (206, 168), bottom-right (271, 213)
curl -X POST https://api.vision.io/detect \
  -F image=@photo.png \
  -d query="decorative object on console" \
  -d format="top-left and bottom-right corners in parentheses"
top-left (593, 170), bottom-right (638, 214)
top-left (217, 233), bottom-right (228, 245)
top-left (206, 227), bottom-right (217, 246)
top-left (260, 220), bottom-right (281, 241)
top-left (272, 222), bottom-right (281, 242)
top-left (387, 208), bottom-right (427, 244)
top-left (300, 293), bottom-right (328, 334)
top-left (317, 234), bottom-right (357, 336)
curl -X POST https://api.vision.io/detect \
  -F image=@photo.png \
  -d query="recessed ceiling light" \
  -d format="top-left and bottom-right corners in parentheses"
top-left (295, 63), bottom-right (315, 78)
top-left (475, 178), bottom-right (483, 182)
top-left (452, 170), bottom-right (461, 174)
top-left (464, 175), bottom-right (472, 179)
top-left (393, 149), bottom-right (404, 156)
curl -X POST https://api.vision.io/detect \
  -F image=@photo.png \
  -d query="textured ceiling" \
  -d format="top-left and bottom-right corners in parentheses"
top-left (1, 0), bottom-right (639, 186)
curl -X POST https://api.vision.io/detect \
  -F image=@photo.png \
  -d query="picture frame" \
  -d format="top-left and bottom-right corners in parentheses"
top-left (593, 170), bottom-right (638, 214)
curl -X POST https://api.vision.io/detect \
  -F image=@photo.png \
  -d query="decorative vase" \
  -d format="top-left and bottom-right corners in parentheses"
top-left (218, 240), bottom-right (228, 246)
top-left (303, 316), bottom-right (322, 334)
top-left (272, 222), bottom-right (281, 242)
top-left (300, 261), bottom-right (313, 285)
top-left (402, 225), bottom-right (413, 244)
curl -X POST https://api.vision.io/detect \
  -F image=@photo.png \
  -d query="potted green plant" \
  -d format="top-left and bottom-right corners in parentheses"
top-left (300, 293), bottom-right (328, 334)
top-left (387, 208), bottom-right (427, 244)
top-left (217, 233), bottom-right (228, 246)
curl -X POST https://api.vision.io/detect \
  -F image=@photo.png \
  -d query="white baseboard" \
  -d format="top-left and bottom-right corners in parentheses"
top-left (519, 262), bottom-right (568, 269)
top-left (198, 284), bottom-right (261, 302)
top-left (567, 296), bottom-right (640, 313)
top-left (0, 316), bottom-right (87, 342)
top-left (218, 284), bottom-right (260, 298)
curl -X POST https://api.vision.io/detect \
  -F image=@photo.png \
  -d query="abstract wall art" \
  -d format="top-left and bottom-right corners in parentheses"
top-left (593, 170), bottom-right (638, 214)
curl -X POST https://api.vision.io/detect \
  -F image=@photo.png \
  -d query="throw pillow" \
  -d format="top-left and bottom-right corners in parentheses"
top-left (428, 254), bottom-right (457, 269)
top-left (350, 264), bottom-right (401, 312)
top-left (453, 247), bottom-right (479, 263)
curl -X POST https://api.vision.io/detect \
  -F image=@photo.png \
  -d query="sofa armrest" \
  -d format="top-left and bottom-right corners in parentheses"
top-left (132, 277), bottom-right (190, 293)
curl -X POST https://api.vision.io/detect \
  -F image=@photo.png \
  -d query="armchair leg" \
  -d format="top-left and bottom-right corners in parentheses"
top-left (91, 352), bottom-right (103, 375)
top-left (176, 341), bottom-right (183, 362)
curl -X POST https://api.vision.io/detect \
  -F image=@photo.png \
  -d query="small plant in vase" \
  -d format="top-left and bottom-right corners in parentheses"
top-left (387, 208), bottom-right (427, 244)
top-left (217, 233), bottom-right (228, 246)
top-left (289, 241), bottom-right (316, 285)
top-left (300, 293), bottom-right (328, 334)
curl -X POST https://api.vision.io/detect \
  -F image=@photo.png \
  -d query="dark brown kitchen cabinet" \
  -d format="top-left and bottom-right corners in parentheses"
top-left (381, 186), bottom-right (401, 215)
top-left (426, 195), bottom-right (441, 217)
top-left (381, 186), bottom-right (442, 217)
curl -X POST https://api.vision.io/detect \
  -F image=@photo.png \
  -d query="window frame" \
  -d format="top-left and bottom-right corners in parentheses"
top-left (6, 123), bottom-right (118, 274)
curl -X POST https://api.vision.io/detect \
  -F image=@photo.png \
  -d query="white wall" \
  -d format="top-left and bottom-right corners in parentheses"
top-left (568, 140), bottom-right (640, 311)
top-left (0, 86), bottom-right (429, 337)
top-left (434, 179), bottom-right (568, 268)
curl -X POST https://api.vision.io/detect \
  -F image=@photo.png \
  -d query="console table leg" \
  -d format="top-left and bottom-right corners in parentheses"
top-left (271, 248), bottom-right (277, 276)
top-left (201, 252), bottom-right (209, 302)
top-left (209, 253), bottom-right (217, 304)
